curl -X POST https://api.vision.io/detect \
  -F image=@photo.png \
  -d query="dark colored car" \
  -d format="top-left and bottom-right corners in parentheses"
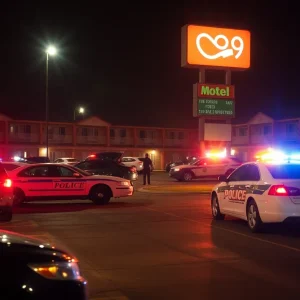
top-left (12, 157), bottom-right (50, 164)
top-left (75, 152), bottom-right (138, 181)
top-left (0, 162), bottom-right (13, 222)
top-left (1, 230), bottom-right (87, 300)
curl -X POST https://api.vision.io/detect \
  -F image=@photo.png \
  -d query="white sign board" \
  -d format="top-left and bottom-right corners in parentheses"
top-left (204, 123), bottom-right (231, 141)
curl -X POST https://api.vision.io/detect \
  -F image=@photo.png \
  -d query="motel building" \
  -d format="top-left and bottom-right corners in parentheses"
top-left (1, 112), bottom-right (299, 168)
top-left (0, 113), bottom-right (200, 169)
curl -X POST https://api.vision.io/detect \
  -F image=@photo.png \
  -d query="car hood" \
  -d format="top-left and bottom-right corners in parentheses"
top-left (86, 174), bottom-right (129, 182)
top-left (172, 164), bottom-right (190, 169)
top-left (0, 230), bottom-right (54, 249)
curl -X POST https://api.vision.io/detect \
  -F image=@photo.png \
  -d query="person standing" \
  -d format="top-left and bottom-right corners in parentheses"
top-left (143, 153), bottom-right (153, 185)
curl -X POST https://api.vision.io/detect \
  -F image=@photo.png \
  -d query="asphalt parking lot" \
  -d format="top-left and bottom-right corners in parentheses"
top-left (2, 172), bottom-right (300, 299)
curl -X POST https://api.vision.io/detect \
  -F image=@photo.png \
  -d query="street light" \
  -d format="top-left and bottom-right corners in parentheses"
top-left (45, 45), bottom-right (57, 159)
top-left (74, 106), bottom-right (85, 121)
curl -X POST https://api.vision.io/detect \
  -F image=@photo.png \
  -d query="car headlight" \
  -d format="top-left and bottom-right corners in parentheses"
top-left (29, 262), bottom-right (82, 281)
top-left (117, 181), bottom-right (130, 186)
top-left (174, 168), bottom-right (180, 172)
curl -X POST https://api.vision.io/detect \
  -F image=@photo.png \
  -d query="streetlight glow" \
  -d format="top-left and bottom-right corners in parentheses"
top-left (79, 107), bottom-right (85, 114)
top-left (46, 46), bottom-right (57, 56)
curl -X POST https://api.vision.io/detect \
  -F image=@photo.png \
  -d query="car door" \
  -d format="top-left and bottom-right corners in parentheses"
top-left (48, 165), bottom-right (87, 197)
top-left (16, 165), bottom-right (52, 197)
top-left (223, 164), bottom-right (260, 216)
top-left (192, 159), bottom-right (207, 177)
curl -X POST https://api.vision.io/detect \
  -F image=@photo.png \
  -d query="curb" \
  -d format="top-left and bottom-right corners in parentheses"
top-left (137, 187), bottom-right (211, 194)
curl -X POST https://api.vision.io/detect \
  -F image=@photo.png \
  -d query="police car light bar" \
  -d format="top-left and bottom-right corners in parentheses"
top-left (255, 148), bottom-right (300, 164)
top-left (206, 148), bottom-right (227, 158)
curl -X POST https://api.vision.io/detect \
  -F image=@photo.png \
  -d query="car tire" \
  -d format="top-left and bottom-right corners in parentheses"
top-left (247, 199), bottom-right (263, 233)
top-left (90, 185), bottom-right (111, 205)
top-left (0, 207), bottom-right (12, 222)
top-left (182, 171), bottom-right (193, 181)
top-left (13, 188), bottom-right (25, 206)
top-left (211, 193), bottom-right (225, 220)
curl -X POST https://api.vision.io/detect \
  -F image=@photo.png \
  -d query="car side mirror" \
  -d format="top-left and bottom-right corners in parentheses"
top-left (73, 172), bottom-right (81, 178)
top-left (218, 175), bottom-right (228, 182)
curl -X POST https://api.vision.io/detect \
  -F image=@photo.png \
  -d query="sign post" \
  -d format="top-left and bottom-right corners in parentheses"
top-left (181, 24), bottom-right (251, 156)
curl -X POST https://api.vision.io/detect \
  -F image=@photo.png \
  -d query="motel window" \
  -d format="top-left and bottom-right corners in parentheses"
top-left (139, 130), bottom-right (146, 139)
top-left (232, 128), bottom-right (236, 137)
top-left (286, 123), bottom-right (297, 134)
top-left (82, 128), bottom-right (88, 136)
top-left (59, 127), bottom-right (66, 135)
top-left (110, 129), bottom-right (115, 138)
top-left (239, 127), bottom-right (248, 136)
top-left (120, 129), bottom-right (126, 138)
top-left (263, 125), bottom-right (272, 135)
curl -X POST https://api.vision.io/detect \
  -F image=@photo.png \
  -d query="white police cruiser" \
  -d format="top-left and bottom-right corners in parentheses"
top-left (212, 160), bottom-right (300, 232)
top-left (8, 163), bottom-right (133, 205)
top-left (169, 156), bottom-right (241, 181)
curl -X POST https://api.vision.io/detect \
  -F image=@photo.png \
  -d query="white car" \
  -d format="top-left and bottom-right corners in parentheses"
top-left (169, 157), bottom-right (242, 181)
top-left (211, 161), bottom-right (300, 232)
top-left (9, 163), bottom-right (133, 205)
top-left (54, 157), bottom-right (80, 166)
top-left (121, 157), bottom-right (144, 172)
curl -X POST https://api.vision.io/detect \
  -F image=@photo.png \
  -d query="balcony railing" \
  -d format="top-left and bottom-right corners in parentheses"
top-left (46, 134), bottom-right (73, 144)
top-left (77, 136), bottom-right (107, 145)
top-left (8, 133), bottom-right (39, 143)
top-left (250, 135), bottom-right (273, 145)
top-left (136, 138), bottom-right (163, 147)
top-left (110, 137), bottom-right (134, 146)
top-left (232, 136), bottom-right (249, 145)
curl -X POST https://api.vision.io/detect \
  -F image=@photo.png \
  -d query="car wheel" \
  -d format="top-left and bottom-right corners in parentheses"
top-left (211, 193), bottom-right (225, 220)
top-left (247, 200), bottom-right (263, 233)
top-left (13, 188), bottom-right (25, 206)
top-left (182, 171), bottom-right (193, 181)
top-left (90, 185), bottom-right (111, 205)
top-left (0, 207), bottom-right (12, 222)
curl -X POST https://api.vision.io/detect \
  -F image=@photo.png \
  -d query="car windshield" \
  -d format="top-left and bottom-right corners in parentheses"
top-left (266, 164), bottom-right (300, 179)
top-left (69, 166), bottom-right (92, 176)
top-left (66, 158), bottom-right (78, 162)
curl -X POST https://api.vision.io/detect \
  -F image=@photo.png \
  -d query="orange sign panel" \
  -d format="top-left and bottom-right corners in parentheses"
top-left (181, 25), bottom-right (251, 69)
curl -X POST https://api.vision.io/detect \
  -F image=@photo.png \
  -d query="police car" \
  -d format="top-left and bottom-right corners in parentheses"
top-left (211, 159), bottom-right (300, 232)
top-left (169, 156), bottom-right (241, 181)
top-left (8, 163), bottom-right (133, 205)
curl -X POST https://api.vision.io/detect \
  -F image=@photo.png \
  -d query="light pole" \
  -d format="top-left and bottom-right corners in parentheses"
top-left (45, 46), bottom-right (57, 159)
top-left (74, 106), bottom-right (85, 121)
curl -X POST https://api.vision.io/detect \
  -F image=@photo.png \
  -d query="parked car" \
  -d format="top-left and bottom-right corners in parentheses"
top-left (54, 157), bottom-right (80, 166)
top-left (76, 151), bottom-right (138, 181)
top-left (121, 157), bottom-right (144, 173)
top-left (12, 156), bottom-right (50, 164)
top-left (169, 156), bottom-right (242, 181)
top-left (0, 230), bottom-right (87, 299)
top-left (0, 162), bottom-right (13, 222)
top-left (75, 159), bottom-right (138, 181)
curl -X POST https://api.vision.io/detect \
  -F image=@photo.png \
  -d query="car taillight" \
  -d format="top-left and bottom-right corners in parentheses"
top-left (130, 167), bottom-right (136, 172)
top-left (268, 185), bottom-right (300, 196)
top-left (3, 179), bottom-right (12, 188)
top-left (139, 161), bottom-right (143, 165)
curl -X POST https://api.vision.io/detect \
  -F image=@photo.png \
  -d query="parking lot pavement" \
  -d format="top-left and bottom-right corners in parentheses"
top-left (2, 172), bottom-right (300, 299)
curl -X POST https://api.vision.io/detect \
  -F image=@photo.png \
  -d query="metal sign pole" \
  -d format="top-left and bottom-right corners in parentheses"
top-left (198, 68), bottom-right (206, 156)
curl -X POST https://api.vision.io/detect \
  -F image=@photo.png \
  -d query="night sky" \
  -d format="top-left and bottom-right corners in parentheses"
top-left (0, 2), bottom-right (294, 128)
